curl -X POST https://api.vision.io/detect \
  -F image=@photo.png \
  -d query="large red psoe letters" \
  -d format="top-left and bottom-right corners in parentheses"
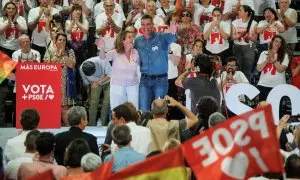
top-left (182, 105), bottom-right (284, 180)
top-left (16, 63), bottom-right (61, 128)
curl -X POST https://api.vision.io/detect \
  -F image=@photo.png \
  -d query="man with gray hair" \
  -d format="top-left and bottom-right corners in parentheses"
top-left (208, 112), bottom-right (226, 128)
top-left (147, 96), bottom-right (197, 151)
top-left (54, 106), bottom-right (99, 165)
top-left (81, 153), bottom-right (102, 172)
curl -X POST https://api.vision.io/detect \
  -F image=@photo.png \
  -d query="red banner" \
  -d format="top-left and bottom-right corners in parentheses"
top-left (182, 105), bottom-right (284, 180)
top-left (16, 63), bottom-right (61, 128)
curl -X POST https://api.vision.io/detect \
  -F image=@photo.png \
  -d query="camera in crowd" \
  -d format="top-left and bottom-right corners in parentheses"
top-left (286, 114), bottom-right (300, 133)
top-left (192, 54), bottom-right (222, 77)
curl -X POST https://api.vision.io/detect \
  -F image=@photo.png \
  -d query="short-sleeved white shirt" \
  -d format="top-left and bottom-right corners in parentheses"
top-left (204, 21), bottom-right (230, 53)
top-left (193, 4), bottom-right (215, 30)
top-left (65, 19), bottom-right (89, 41)
top-left (95, 11), bottom-right (123, 52)
top-left (134, 15), bottom-right (166, 37)
top-left (257, 51), bottom-right (289, 87)
top-left (0, 16), bottom-right (27, 50)
top-left (168, 43), bottom-right (181, 79)
top-left (257, 20), bottom-right (284, 44)
top-left (156, 5), bottom-right (175, 18)
top-left (232, 18), bottom-right (257, 45)
top-left (28, 7), bottom-right (60, 47)
top-left (93, 2), bottom-right (126, 21)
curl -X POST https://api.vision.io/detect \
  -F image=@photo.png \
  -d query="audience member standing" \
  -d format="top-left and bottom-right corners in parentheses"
top-left (95, 0), bottom-right (123, 53)
top-left (291, 56), bottom-right (300, 89)
top-left (5, 109), bottom-right (40, 161)
top-left (5, 130), bottom-right (40, 179)
top-left (0, 2), bottom-right (28, 57)
top-left (54, 106), bottom-right (99, 165)
top-left (134, 14), bottom-right (177, 112)
top-left (203, 7), bottom-right (231, 63)
top-left (256, 35), bottom-right (289, 101)
top-left (277, 0), bottom-right (298, 59)
top-left (104, 125), bottom-right (145, 172)
top-left (147, 97), bottom-right (197, 151)
top-left (18, 132), bottom-right (67, 180)
top-left (44, 33), bottom-right (76, 126)
top-left (28, 0), bottom-right (59, 60)
top-left (231, 5), bottom-right (257, 81)
top-left (256, 8), bottom-right (285, 55)
top-left (110, 104), bottom-right (152, 155)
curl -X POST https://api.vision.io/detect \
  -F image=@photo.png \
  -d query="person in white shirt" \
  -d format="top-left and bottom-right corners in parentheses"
top-left (62, 0), bottom-right (93, 16)
top-left (2, 0), bottom-right (37, 18)
top-left (156, 0), bottom-right (175, 22)
top-left (5, 109), bottom-right (40, 162)
top-left (94, 1), bottom-right (126, 22)
top-left (222, 0), bottom-right (254, 22)
top-left (231, 5), bottom-right (257, 81)
top-left (125, 0), bottom-right (145, 26)
top-left (253, 0), bottom-right (276, 21)
top-left (27, 0), bottom-right (59, 60)
top-left (277, 0), bottom-right (298, 60)
top-left (134, 0), bottom-right (165, 36)
top-left (256, 35), bottom-right (289, 101)
top-left (5, 130), bottom-right (40, 180)
top-left (11, 35), bottom-right (41, 95)
top-left (167, 42), bottom-right (181, 99)
top-left (193, 0), bottom-right (215, 31)
top-left (0, 2), bottom-right (27, 57)
top-left (203, 7), bottom-right (231, 64)
top-left (111, 104), bottom-right (152, 155)
top-left (95, 0), bottom-right (123, 53)
top-left (256, 7), bottom-right (285, 55)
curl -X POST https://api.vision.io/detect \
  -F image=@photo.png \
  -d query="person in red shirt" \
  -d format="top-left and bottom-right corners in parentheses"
top-left (291, 57), bottom-right (300, 89)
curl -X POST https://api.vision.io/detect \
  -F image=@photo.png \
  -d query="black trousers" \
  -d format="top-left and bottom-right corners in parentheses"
top-left (31, 44), bottom-right (46, 61)
top-left (0, 86), bottom-right (9, 127)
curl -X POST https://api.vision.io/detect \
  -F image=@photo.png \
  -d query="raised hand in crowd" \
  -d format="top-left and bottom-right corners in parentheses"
top-left (165, 21), bottom-right (179, 35)
top-left (276, 114), bottom-right (290, 138)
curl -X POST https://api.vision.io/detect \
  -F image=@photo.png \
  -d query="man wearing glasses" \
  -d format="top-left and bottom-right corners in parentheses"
top-left (95, 0), bottom-right (123, 52)
top-left (134, 14), bottom-right (177, 112)
top-left (219, 56), bottom-right (248, 99)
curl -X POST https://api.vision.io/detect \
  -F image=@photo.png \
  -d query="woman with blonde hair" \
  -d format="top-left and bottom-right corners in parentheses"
top-left (98, 30), bottom-right (140, 110)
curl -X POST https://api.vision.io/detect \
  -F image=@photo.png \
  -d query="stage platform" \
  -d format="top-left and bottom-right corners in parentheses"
top-left (0, 126), bottom-right (108, 151)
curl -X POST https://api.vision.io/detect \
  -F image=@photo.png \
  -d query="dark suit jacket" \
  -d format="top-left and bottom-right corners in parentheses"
top-left (54, 126), bottom-right (99, 165)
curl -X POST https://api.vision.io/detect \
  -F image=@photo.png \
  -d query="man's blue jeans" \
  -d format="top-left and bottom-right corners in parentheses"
top-left (139, 76), bottom-right (168, 112)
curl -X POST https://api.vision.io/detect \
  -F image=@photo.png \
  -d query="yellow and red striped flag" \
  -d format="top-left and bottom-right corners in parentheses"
top-left (109, 147), bottom-right (187, 180)
top-left (60, 160), bottom-right (113, 180)
top-left (0, 51), bottom-right (17, 84)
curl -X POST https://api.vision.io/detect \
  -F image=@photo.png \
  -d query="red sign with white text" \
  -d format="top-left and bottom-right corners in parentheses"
top-left (182, 105), bottom-right (284, 180)
top-left (16, 63), bottom-right (61, 128)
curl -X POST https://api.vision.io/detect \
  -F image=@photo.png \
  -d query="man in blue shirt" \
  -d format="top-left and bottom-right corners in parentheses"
top-left (104, 124), bottom-right (145, 172)
top-left (135, 14), bottom-right (177, 112)
top-left (79, 57), bottom-right (112, 126)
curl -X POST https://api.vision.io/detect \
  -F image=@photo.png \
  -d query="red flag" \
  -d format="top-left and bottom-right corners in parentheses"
top-left (60, 160), bottom-right (113, 180)
top-left (182, 105), bottom-right (284, 180)
top-left (109, 147), bottom-right (187, 179)
top-left (27, 170), bottom-right (55, 180)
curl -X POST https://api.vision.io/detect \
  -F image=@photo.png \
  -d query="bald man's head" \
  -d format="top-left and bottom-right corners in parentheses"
top-left (151, 99), bottom-right (168, 116)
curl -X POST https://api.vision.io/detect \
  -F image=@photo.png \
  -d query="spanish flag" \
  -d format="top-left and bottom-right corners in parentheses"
top-left (60, 160), bottom-right (113, 180)
top-left (109, 147), bottom-right (187, 180)
top-left (0, 51), bottom-right (17, 84)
